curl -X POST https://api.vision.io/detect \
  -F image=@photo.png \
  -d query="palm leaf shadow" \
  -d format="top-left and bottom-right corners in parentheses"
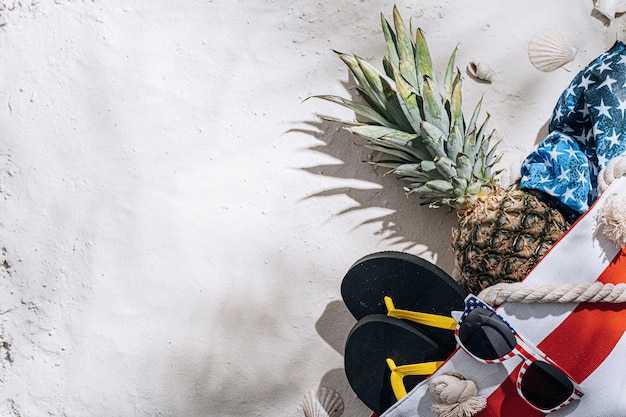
top-left (296, 97), bottom-right (459, 272)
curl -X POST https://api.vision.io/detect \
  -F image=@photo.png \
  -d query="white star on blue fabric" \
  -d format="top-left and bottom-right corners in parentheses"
top-left (599, 75), bottom-right (617, 91)
top-left (521, 41), bottom-right (626, 217)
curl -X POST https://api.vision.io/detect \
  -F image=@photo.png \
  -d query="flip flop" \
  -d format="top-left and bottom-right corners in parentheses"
top-left (344, 314), bottom-right (448, 415)
top-left (341, 251), bottom-right (467, 350)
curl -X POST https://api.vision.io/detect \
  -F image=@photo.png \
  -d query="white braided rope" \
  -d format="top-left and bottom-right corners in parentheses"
top-left (477, 282), bottom-right (626, 306)
top-left (598, 155), bottom-right (626, 193)
top-left (429, 373), bottom-right (486, 417)
top-left (598, 190), bottom-right (626, 247)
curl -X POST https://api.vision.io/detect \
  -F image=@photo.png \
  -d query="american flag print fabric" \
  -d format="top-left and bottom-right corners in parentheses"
top-left (521, 41), bottom-right (626, 217)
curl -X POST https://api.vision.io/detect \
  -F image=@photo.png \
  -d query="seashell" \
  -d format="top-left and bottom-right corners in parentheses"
top-left (528, 31), bottom-right (577, 72)
top-left (467, 61), bottom-right (496, 83)
top-left (301, 387), bottom-right (344, 417)
top-left (595, 0), bottom-right (626, 20)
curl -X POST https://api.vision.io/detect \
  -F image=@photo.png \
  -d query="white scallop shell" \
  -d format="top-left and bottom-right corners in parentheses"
top-left (301, 387), bottom-right (344, 417)
top-left (528, 31), bottom-right (577, 72)
top-left (467, 61), bottom-right (495, 82)
top-left (595, 0), bottom-right (626, 20)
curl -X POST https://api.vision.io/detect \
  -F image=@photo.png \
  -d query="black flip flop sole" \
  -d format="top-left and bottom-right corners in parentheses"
top-left (341, 251), bottom-right (467, 350)
top-left (344, 314), bottom-right (448, 414)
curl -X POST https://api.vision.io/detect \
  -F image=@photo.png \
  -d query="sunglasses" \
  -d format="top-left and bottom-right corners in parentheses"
top-left (454, 295), bottom-right (584, 413)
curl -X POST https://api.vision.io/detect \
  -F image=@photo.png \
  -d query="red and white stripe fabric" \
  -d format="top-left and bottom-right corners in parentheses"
top-left (381, 176), bottom-right (626, 417)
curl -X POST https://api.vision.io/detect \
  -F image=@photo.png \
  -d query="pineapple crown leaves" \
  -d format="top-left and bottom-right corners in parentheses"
top-left (309, 6), bottom-right (502, 211)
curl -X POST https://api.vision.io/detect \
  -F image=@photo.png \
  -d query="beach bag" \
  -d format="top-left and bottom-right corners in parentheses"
top-left (379, 175), bottom-right (626, 416)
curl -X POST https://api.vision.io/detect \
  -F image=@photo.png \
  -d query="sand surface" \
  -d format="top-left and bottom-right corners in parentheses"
top-left (0, 1), bottom-right (624, 416)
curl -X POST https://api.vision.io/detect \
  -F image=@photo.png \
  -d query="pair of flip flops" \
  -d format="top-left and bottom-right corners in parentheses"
top-left (342, 251), bottom-right (468, 415)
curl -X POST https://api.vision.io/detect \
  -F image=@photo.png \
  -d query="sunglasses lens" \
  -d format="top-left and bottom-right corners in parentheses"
top-left (458, 307), bottom-right (517, 360)
top-left (520, 361), bottom-right (574, 410)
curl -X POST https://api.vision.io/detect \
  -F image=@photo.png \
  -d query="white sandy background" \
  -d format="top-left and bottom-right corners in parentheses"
top-left (0, 1), bottom-right (623, 416)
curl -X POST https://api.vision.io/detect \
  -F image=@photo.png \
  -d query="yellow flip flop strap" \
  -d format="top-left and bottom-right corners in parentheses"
top-left (386, 358), bottom-right (443, 400)
top-left (384, 296), bottom-right (457, 330)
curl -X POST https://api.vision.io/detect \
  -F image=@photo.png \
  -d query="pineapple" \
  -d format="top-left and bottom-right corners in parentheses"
top-left (312, 7), bottom-right (569, 293)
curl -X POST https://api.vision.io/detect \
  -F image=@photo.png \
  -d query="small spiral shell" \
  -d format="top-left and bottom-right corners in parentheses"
top-left (467, 61), bottom-right (496, 82)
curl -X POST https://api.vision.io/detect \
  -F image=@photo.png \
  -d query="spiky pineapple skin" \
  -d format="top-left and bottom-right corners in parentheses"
top-left (452, 187), bottom-right (569, 293)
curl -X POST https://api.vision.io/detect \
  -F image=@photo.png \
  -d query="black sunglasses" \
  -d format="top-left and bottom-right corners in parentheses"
top-left (454, 295), bottom-right (583, 413)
